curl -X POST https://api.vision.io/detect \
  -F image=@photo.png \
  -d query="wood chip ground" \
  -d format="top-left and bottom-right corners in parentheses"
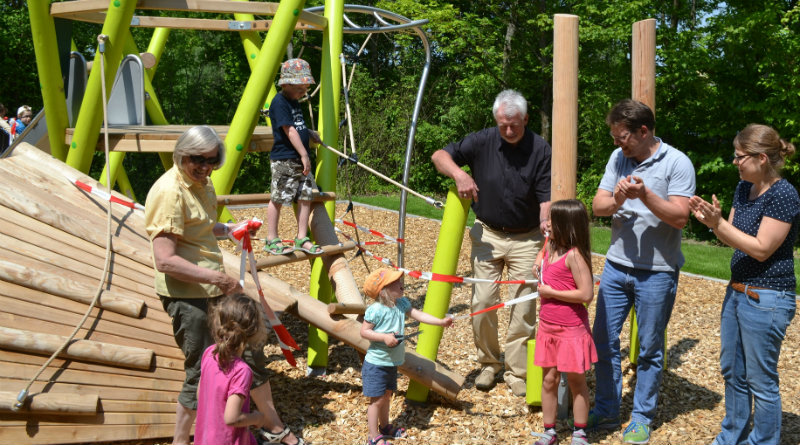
top-left (123, 202), bottom-right (800, 445)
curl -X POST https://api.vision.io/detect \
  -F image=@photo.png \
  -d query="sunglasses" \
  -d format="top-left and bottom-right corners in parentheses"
top-left (187, 154), bottom-right (220, 166)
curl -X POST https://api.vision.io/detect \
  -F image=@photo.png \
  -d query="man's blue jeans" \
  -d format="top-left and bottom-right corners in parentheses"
top-left (714, 285), bottom-right (795, 445)
top-left (592, 260), bottom-right (678, 425)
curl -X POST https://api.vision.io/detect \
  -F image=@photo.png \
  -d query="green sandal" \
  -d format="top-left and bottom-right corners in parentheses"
top-left (294, 236), bottom-right (323, 255)
top-left (264, 238), bottom-right (293, 255)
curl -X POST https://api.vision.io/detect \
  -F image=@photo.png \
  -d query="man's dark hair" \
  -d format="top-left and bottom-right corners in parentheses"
top-left (605, 99), bottom-right (655, 132)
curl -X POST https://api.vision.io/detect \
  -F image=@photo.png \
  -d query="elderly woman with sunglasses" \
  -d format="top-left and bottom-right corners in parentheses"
top-left (145, 126), bottom-right (308, 445)
top-left (689, 124), bottom-right (799, 445)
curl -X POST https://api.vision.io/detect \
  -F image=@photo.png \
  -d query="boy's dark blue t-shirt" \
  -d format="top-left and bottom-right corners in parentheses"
top-left (269, 92), bottom-right (310, 160)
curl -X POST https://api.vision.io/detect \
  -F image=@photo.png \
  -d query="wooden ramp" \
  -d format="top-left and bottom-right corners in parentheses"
top-left (0, 143), bottom-right (464, 445)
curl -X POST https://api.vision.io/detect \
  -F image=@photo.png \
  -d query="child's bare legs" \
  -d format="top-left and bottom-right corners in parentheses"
top-left (251, 382), bottom-right (302, 445)
top-left (295, 199), bottom-right (312, 248)
top-left (540, 366), bottom-right (560, 425)
top-left (566, 371), bottom-right (589, 425)
top-left (367, 390), bottom-right (393, 442)
top-left (173, 402), bottom-right (195, 445)
top-left (267, 200), bottom-right (282, 241)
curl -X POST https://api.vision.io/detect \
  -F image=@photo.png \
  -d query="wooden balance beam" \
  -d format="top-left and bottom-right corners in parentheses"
top-left (217, 191), bottom-right (336, 206)
top-left (256, 241), bottom-right (357, 269)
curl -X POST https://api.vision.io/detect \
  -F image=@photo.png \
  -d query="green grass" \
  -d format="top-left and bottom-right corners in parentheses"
top-left (349, 195), bottom-right (800, 291)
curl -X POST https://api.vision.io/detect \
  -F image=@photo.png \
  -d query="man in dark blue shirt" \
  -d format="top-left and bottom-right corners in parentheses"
top-left (431, 89), bottom-right (551, 396)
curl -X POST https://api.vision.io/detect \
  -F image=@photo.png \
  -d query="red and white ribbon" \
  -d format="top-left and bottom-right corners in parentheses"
top-left (335, 219), bottom-right (404, 244)
top-left (69, 178), bottom-right (145, 211)
top-left (452, 292), bottom-right (541, 320)
top-left (228, 218), bottom-right (299, 367)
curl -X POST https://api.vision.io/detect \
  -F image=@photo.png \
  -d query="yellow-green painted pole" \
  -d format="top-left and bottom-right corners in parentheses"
top-left (28, 0), bottom-right (69, 160)
top-left (406, 187), bottom-right (470, 402)
top-left (233, 0), bottom-right (278, 125)
top-left (526, 339), bottom-right (543, 405)
top-left (145, 28), bottom-right (169, 79)
top-left (210, 0), bottom-right (305, 203)
top-left (306, 0), bottom-right (344, 369)
top-left (66, 0), bottom-right (137, 173)
top-left (628, 309), bottom-right (668, 367)
top-left (144, 28), bottom-right (174, 170)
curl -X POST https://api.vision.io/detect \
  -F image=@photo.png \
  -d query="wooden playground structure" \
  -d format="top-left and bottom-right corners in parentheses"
top-left (0, 0), bottom-right (661, 443)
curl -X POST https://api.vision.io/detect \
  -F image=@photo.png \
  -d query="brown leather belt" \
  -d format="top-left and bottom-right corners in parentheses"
top-left (729, 281), bottom-right (768, 300)
top-left (481, 221), bottom-right (535, 234)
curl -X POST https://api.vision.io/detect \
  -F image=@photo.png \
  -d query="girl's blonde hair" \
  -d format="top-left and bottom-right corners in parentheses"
top-left (208, 294), bottom-right (266, 370)
top-left (548, 199), bottom-right (592, 272)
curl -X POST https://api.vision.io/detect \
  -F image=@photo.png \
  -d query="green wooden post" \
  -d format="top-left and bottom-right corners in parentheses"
top-left (144, 27), bottom-right (174, 170)
top-left (306, 0), bottom-right (344, 370)
top-left (628, 308), bottom-right (668, 367)
top-left (65, 0), bottom-right (137, 173)
top-left (406, 187), bottom-right (470, 402)
top-left (28, 0), bottom-right (70, 160)
top-left (232, 0), bottom-right (278, 125)
top-left (526, 339), bottom-right (543, 406)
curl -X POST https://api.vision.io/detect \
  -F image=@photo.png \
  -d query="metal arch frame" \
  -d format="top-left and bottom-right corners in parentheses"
top-left (306, 4), bottom-right (431, 268)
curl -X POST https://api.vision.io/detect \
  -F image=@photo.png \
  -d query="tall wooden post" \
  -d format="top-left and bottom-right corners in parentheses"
top-left (551, 14), bottom-right (579, 202)
top-left (631, 19), bottom-right (656, 115)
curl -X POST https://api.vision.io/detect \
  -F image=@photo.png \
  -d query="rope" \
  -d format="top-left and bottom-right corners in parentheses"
top-left (14, 34), bottom-right (116, 410)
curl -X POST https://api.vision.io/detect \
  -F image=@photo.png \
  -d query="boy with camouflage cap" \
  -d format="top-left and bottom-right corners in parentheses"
top-left (265, 58), bottom-right (323, 255)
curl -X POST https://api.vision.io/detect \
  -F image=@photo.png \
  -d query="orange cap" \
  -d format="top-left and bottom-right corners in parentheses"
top-left (363, 268), bottom-right (403, 299)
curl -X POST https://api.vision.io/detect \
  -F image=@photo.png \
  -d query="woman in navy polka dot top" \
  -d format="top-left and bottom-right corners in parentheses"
top-left (689, 124), bottom-right (799, 445)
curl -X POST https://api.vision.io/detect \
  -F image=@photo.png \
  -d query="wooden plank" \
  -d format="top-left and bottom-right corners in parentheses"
top-left (0, 327), bottom-right (154, 370)
top-left (0, 349), bottom-right (184, 381)
top-left (2, 361), bottom-right (182, 392)
top-left (0, 378), bottom-right (178, 404)
top-left (64, 124), bottom-right (274, 153)
top-left (0, 422), bottom-right (175, 444)
top-left (217, 191), bottom-right (336, 206)
top-left (0, 281), bottom-right (172, 337)
top-left (0, 391), bottom-right (98, 416)
top-left (0, 305), bottom-right (184, 360)
top-left (0, 252), bottom-right (144, 318)
top-left (0, 208), bottom-right (154, 279)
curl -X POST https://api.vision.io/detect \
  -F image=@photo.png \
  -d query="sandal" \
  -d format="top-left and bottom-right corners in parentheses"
top-left (365, 435), bottom-right (392, 445)
top-left (379, 424), bottom-right (407, 438)
top-left (264, 238), bottom-right (294, 255)
top-left (294, 236), bottom-right (323, 255)
top-left (257, 426), bottom-right (309, 445)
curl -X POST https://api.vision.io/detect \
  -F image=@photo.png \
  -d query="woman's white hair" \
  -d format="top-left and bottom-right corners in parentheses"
top-left (492, 89), bottom-right (527, 118)
top-left (173, 125), bottom-right (226, 169)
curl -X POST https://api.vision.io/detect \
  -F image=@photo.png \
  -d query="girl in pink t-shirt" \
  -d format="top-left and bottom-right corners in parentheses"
top-left (532, 199), bottom-right (598, 445)
top-left (196, 294), bottom-right (267, 445)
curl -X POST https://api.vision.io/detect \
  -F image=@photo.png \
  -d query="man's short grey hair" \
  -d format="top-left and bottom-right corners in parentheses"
top-left (492, 89), bottom-right (527, 118)
top-left (173, 125), bottom-right (226, 169)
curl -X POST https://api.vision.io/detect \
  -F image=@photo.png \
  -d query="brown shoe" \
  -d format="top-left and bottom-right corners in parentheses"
top-left (475, 367), bottom-right (499, 391)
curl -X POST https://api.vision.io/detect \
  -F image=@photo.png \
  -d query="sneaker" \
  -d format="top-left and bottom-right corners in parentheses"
top-left (571, 431), bottom-right (591, 445)
top-left (570, 410), bottom-right (621, 431)
top-left (622, 421), bottom-right (650, 444)
top-left (531, 430), bottom-right (557, 445)
top-left (474, 367), bottom-right (499, 391)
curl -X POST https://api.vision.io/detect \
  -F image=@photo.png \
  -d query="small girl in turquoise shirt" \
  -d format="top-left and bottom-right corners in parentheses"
top-left (360, 268), bottom-right (453, 445)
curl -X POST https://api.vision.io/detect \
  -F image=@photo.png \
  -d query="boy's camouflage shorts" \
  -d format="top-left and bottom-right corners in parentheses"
top-left (270, 158), bottom-right (317, 206)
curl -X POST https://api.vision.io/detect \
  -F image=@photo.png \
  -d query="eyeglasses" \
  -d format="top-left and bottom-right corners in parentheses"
top-left (609, 130), bottom-right (631, 144)
top-left (187, 154), bottom-right (220, 166)
top-left (731, 153), bottom-right (757, 164)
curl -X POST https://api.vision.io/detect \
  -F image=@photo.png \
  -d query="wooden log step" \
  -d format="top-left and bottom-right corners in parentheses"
top-left (0, 254), bottom-right (144, 318)
top-left (0, 280), bottom-right (172, 334)
top-left (0, 391), bottom-right (98, 416)
top-left (0, 327), bottom-right (154, 370)
top-left (256, 241), bottom-right (357, 269)
top-left (0, 310), bottom-right (185, 362)
top-left (0, 378), bottom-right (178, 405)
top-left (328, 302), bottom-right (366, 315)
top-left (217, 191), bottom-right (336, 206)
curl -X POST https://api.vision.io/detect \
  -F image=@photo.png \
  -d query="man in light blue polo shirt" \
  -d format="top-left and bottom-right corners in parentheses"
top-left (588, 99), bottom-right (695, 444)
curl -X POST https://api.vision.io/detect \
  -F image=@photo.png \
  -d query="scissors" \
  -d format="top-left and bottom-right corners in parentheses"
top-left (394, 330), bottom-right (423, 344)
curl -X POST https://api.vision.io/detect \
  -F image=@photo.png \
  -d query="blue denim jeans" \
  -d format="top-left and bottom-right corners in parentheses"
top-left (592, 260), bottom-right (679, 425)
top-left (714, 285), bottom-right (796, 445)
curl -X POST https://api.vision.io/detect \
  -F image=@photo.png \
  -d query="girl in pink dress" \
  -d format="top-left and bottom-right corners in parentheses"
top-left (195, 294), bottom-right (267, 445)
top-left (532, 199), bottom-right (598, 445)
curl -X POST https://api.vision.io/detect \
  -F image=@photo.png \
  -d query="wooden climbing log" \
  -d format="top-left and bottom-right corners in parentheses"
top-left (217, 191), bottom-right (336, 206)
top-left (327, 302), bottom-right (366, 315)
top-left (0, 391), bottom-right (98, 415)
top-left (256, 241), bottom-right (357, 269)
top-left (0, 327), bottom-right (154, 370)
